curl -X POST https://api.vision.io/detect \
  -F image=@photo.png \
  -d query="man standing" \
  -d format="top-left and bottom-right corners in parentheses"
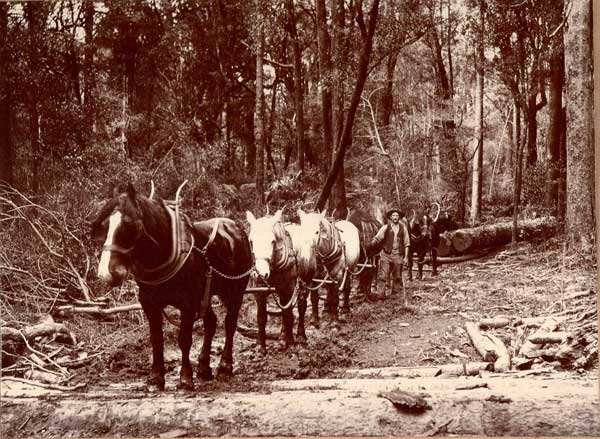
top-left (368, 209), bottom-right (410, 300)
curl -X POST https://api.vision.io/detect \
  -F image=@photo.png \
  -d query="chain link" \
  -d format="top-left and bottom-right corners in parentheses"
top-left (194, 247), bottom-right (255, 280)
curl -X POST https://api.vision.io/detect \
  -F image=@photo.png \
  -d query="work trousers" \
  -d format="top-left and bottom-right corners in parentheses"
top-left (377, 251), bottom-right (404, 296)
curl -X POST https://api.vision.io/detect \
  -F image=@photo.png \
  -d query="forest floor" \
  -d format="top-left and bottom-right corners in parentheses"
top-left (1, 239), bottom-right (598, 437)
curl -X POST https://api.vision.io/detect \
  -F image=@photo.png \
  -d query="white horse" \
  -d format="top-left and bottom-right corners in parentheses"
top-left (284, 220), bottom-right (319, 334)
top-left (246, 209), bottom-right (299, 353)
top-left (298, 209), bottom-right (361, 325)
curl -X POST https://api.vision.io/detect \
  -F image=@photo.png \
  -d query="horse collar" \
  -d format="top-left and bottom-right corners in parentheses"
top-left (135, 205), bottom-right (194, 285)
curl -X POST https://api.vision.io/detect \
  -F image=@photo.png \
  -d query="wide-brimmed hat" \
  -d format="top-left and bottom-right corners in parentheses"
top-left (386, 208), bottom-right (403, 219)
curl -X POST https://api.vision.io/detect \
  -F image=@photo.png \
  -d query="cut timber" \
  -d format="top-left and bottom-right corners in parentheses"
top-left (465, 322), bottom-right (511, 372)
top-left (528, 331), bottom-right (573, 344)
top-left (518, 316), bottom-right (564, 358)
top-left (479, 317), bottom-right (511, 329)
top-left (1, 376), bottom-right (598, 437)
top-left (446, 217), bottom-right (556, 255)
top-left (1, 323), bottom-right (76, 345)
top-left (436, 362), bottom-right (494, 377)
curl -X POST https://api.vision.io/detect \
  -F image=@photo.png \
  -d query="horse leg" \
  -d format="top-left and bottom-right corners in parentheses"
top-left (296, 288), bottom-right (308, 344)
top-left (417, 251), bottom-right (425, 280)
top-left (255, 291), bottom-right (267, 355)
top-left (407, 252), bottom-right (414, 281)
top-left (325, 283), bottom-right (339, 322)
top-left (310, 289), bottom-right (320, 328)
top-left (431, 247), bottom-right (438, 276)
top-left (282, 304), bottom-right (295, 349)
top-left (341, 275), bottom-right (351, 314)
top-left (197, 305), bottom-right (216, 381)
top-left (177, 309), bottom-right (195, 390)
top-left (217, 291), bottom-right (243, 378)
top-left (140, 300), bottom-right (166, 391)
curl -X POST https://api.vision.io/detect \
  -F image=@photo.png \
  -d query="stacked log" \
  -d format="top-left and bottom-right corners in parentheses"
top-left (437, 217), bottom-right (557, 257)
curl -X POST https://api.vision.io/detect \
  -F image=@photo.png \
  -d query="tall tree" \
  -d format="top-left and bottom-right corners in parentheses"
top-left (470, 0), bottom-right (484, 225)
top-left (316, 0), bottom-right (333, 174)
top-left (316, 0), bottom-right (380, 211)
top-left (564, 0), bottom-right (594, 250)
top-left (285, 0), bottom-right (305, 172)
top-left (0, 2), bottom-right (12, 186)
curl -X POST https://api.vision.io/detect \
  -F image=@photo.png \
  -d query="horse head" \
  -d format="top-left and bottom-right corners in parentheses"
top-left (91, 182), bottom-right (168, 286)
top-left (246, 208), bottom-right (285, 280)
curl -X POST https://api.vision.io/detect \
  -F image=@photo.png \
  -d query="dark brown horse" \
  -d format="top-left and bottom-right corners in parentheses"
top-left (407, 202), bottom-right (457, 280)
top-left (91, 182), bottom-right (253, 391)
top-left (347, 209), bottom-right (382, 301)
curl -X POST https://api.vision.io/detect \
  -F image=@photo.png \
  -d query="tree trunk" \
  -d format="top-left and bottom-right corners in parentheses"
top-left (25, 2), bottom-right (44, 193)
top-left (82, 0), bottom-right (95, 133)
top-left (329, 0), bottom-right (346, 214)
top-left (564, 0), bottom-right (595, 251)
top-left (470, 0), bottom-right (484, 226)
top-left (286, 0), bottom-right (305, 173)
top-left (379, 51), bottom-right (398, 127)
top-left (446, 217), bottom-right (557, 256)
top-left (316, 0), bottom-right (379, 211)
top-left (254, 8), bottom-right (266, 206)
top-left (316, 0), bottom-right (333, 175)
top-left (525, 92), bottom-right (538, 167)
top-left (0, 2), bottom-right (13, 186)
top-left (545, 43), bottom-right (564, 214)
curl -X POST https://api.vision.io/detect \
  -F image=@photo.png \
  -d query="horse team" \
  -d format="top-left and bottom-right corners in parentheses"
top-left (91, 182), bottom-right (452, 391)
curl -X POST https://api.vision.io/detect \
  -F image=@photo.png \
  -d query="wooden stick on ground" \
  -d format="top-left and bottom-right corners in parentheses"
top-left (465, 322), bottom-right (511, 372)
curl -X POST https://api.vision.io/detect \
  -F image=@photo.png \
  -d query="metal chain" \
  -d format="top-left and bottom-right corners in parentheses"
top-left (193, 247), bottom-right (255, 280)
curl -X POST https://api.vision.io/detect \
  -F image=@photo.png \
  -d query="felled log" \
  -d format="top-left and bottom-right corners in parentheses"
top-left (1, 323), bottom-right (76, 345)
top-left (445, 217), bottom-right (556, 256)
top-left (435, 362), bottom-right (494, 377)
top-left (479, 317), bottom-right (511, 329)
top-left (518, 316), bottom-right (564, 358)
top-left (528, 331), bottom-right (573, 344)
top-left (465, 322), bottom-right (511, 372)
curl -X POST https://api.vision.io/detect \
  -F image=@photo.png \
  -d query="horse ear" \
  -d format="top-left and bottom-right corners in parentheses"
top-left (274, 209), bottom-right (283, 223)
top-left (297, 209), bottom-right (305, 223)
top-left (245, 210), bottom-right (256, 224)
top-left (320, 208), bottom-right (327, 217)
top-left (126, 182), bottom-right (137, 200)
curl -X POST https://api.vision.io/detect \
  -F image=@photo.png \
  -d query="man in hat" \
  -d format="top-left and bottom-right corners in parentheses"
top-left (368, 208), bottom-right (410, 300)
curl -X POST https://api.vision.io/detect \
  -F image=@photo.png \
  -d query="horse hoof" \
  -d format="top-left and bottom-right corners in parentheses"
top-left (146, 378), bottom-right (165, 392)
top-left (310, 319), bottom-right (320, 329)
top-left (296, 335), bottom-right (308, 345)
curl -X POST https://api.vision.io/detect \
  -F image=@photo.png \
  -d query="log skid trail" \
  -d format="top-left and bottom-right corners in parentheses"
top-left (1, 241), bottom-right (598, 437)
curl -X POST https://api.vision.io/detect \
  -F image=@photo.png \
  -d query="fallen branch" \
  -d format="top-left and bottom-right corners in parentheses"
top-left (1, 376), bottom-right (87, 392)
top-left (2, 323), bottom-right (76, 345)
top-left (465, 322), bottom-right (511, 372)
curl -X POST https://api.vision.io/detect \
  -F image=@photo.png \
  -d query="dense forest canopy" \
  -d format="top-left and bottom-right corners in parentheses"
top-left (0, 0), bottom-right (595, 253)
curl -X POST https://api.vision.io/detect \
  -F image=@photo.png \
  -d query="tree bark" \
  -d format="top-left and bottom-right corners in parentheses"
top-left (470, 0), bottom-right (484, 225)
top-left (545, 37), bottom-right (564, 214)
top-left (25, 2), bottom-right (45, 193)
top-left (565, 0), bottom-right (595, 251)
top-left (316, 0), bottom-right (380, 211)
top-left (329, 0), bottom-right (346, 214)
top-left (286, 0), bottom-right (305, 173)
top-left (445, 217), bottom-right (556, 256)
top-left (379, 51), bottom-right (398, 127)
top-left (0, 2), bottom-right (13, 187)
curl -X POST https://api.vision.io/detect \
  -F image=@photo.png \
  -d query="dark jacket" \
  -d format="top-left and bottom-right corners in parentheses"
top-left (372, 222), bottom-right (410, 255)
